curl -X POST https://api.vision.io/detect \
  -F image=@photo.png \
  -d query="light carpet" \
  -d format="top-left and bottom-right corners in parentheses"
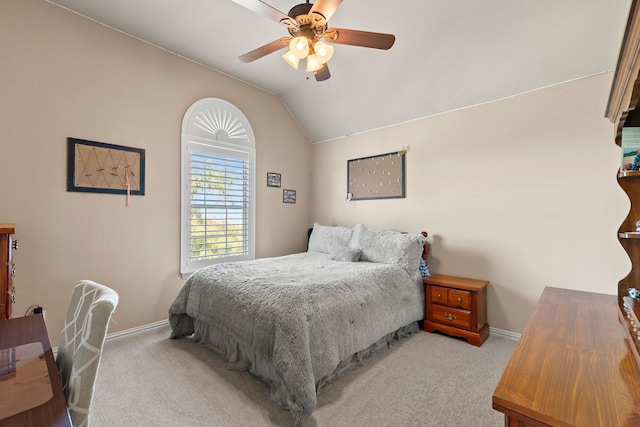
top-left (91, 324), bottom-right (517, 427)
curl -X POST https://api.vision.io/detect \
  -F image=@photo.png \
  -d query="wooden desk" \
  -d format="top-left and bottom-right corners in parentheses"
top-left (492, 287), bottom-right (640, 427)
top-left (0, 314), bottom-right (70, 427)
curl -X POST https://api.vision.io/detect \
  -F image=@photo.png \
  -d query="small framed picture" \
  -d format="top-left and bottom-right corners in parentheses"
top-left (622, 128), bottom-right (640, 172)
top-left (283, 189), bottom-right (296, 204)
top-left (267, 172), bottom-right (281, 187)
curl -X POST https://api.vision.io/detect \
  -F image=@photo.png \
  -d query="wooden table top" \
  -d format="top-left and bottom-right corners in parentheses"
top-left (0, 315), bottom-right (70, 427)
top-left (493, 287), bottom-right (640, 426)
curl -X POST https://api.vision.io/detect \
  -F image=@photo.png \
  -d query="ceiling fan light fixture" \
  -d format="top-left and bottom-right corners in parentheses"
top-left (313, 40), bottom-right (334, 64)
top-left (290, 36), bottom-right (309, 59)
top-left (306, 53), bottom-right (322, 72)
top-left (233, 0), bottom-right (397, 81)
top-left (282, 50), bottom-right (300, 69)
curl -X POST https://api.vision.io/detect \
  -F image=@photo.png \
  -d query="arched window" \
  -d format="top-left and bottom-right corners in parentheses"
top-left (180, 98), bottom-right (255, 276)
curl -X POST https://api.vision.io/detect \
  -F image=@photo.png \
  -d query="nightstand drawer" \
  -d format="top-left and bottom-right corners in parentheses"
top-left (431, 304), bottom-right (472, 330)
top-left (430, 286), bottom-right (471, 310)
top-left (448, 289), bottom-right (470, 310)
top-left (431, 286), bottom-right (449, 304)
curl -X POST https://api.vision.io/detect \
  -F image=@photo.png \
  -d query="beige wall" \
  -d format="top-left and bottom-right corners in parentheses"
top-left (0, 0), bottom-right (310, 345)
top-left (310, 73), bottom-right (630, 333)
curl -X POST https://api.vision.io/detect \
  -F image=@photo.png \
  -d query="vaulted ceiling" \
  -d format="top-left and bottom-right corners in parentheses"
top-left (47, 0), bottom-right (631, 143)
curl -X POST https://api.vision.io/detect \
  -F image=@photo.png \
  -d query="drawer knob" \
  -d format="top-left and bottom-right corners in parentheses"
top-left (444, 312), bottom-right (456, 321)
top-left (437, 293), bottom-right (442, 299)
top-left (457, 297), bottom-right (462, 302)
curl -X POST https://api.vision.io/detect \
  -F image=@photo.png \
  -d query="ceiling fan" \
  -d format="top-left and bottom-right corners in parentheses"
top-left (232, 0), bottom-right (396, 81)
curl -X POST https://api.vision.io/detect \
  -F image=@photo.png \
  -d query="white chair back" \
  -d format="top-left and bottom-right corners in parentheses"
top-left (56, 280), bottom-right (118, 427)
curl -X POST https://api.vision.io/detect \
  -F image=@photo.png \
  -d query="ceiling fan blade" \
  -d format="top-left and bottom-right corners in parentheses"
top-left (309, 0), bottom-right (343, 23)
top-left (231, 0), bottom-right (297, 27)
top-left (324, 28), bottom-right (395, 50)
top-left (238, 37), bottom-right (291, 63)
top-left (314, 64), bottom-right (331, 81)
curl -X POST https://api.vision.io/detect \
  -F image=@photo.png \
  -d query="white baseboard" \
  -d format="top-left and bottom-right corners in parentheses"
top-left (100, 321), bottom-right (520, 345)
top-left (53, 321), bottom-right (519, 355)
top-left (53, 319), bottom-right (169, 356)
top-left (105, 319), bottom-right (170, 342)
top-left (490, 326), bottom-right (521, 341)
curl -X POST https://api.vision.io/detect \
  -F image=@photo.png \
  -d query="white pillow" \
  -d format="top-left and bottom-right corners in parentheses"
top-left (349, 224), bottom-right (427, 275)
top-left (307, 222), bottom-right (353, 254)
top-left (329, 247), bottom-right (362, 262)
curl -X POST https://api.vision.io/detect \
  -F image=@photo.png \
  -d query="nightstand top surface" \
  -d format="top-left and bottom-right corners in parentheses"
top-left (423, 274), bottom-right (489, 291)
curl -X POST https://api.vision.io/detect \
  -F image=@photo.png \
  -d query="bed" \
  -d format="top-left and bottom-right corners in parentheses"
top-left (169, 223), bottom-right (430, 424)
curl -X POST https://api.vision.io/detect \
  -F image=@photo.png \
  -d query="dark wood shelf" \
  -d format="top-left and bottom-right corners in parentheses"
top-left (622, 296), bottom-right (640, 369)
top-left (620, 231), bottom-right (640, 238)
top-left (0, 223), bottom-right (15, 320)
top-left (608, 0), bottom-right (640, 365)
top-left (619, 170), bottom-right (640, 178)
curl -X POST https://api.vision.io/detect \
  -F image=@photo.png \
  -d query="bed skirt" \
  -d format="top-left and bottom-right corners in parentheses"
top-left (192, 319), bottom-right (420, 412)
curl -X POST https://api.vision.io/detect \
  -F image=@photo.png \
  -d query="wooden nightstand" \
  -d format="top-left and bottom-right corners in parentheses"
top-left (423, 274), bottom-right (489, 346)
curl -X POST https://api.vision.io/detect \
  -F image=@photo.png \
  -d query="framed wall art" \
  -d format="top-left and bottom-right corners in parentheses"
top-left (267, 172), bottom-right (281, 187)
top-left (283, 189), bottom-right (296, 204)
top-left (67, 137), bottom-right (145, 195)
top-left (347, 150), bottom-right (405, 200)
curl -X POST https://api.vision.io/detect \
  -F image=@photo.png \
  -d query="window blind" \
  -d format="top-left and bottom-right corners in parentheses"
top-left (189, 147), bottom-right (250, 262)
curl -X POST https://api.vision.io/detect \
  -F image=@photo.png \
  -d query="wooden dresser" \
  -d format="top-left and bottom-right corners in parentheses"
top-left (0, 224), bottom-right (15, 321)
top-left (492, 287), bottom-right (640, 426)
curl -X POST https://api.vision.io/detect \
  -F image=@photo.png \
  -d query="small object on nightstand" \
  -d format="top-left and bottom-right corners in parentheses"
top-left (419, 257), bottom-right (430, 278)
top-left (423, 274), bottom-right (489, 346)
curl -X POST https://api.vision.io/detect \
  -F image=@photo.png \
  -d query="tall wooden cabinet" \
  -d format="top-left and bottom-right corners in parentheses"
top-left (492, 6), bottom-right (640, 425)
top-left (606, 0), bottom-right (640, 364)
top-left (0, 223), bottom-right (15, 320)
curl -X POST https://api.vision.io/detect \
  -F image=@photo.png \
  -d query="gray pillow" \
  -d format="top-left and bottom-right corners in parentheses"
top-left (307, 222), bottom-right (353, 254)
top-left (349, 224), bottom-right (427, 275)
top-left (329, 247), bottom-right (362, 262)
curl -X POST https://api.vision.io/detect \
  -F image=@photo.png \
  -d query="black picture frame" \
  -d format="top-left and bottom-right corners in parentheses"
top-left (67, 137), bottom-right (145, 195)
top-left (267, 172), bottom-right (281, 188)
top-left (347, 150), bottom-right (405, 201)
top-left (283, 189), bottom-right (296, 204)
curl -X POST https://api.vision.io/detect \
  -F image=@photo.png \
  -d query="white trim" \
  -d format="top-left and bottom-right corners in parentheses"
top-left (180, 98), bottom-right (256, 276)
top-left (489, 326), bottom-right (521, 342)
top-left (52, 320), bottom-right (169, 356)
top-left (182, 98), bottom-right (255, 147)
top-left (52, 321), bottom-right (518, 356)
top-left (104, 319), bottom-right (169, 342)
top-left (108, 321), bottom-right (518, 343)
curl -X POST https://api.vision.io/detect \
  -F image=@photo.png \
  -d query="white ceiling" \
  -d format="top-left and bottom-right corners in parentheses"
top-left (47, 0), bottom-right (631, 143)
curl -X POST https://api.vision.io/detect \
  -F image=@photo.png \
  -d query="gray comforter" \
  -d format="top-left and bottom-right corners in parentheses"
top-left (169, 252), bottom-right (424, 422)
